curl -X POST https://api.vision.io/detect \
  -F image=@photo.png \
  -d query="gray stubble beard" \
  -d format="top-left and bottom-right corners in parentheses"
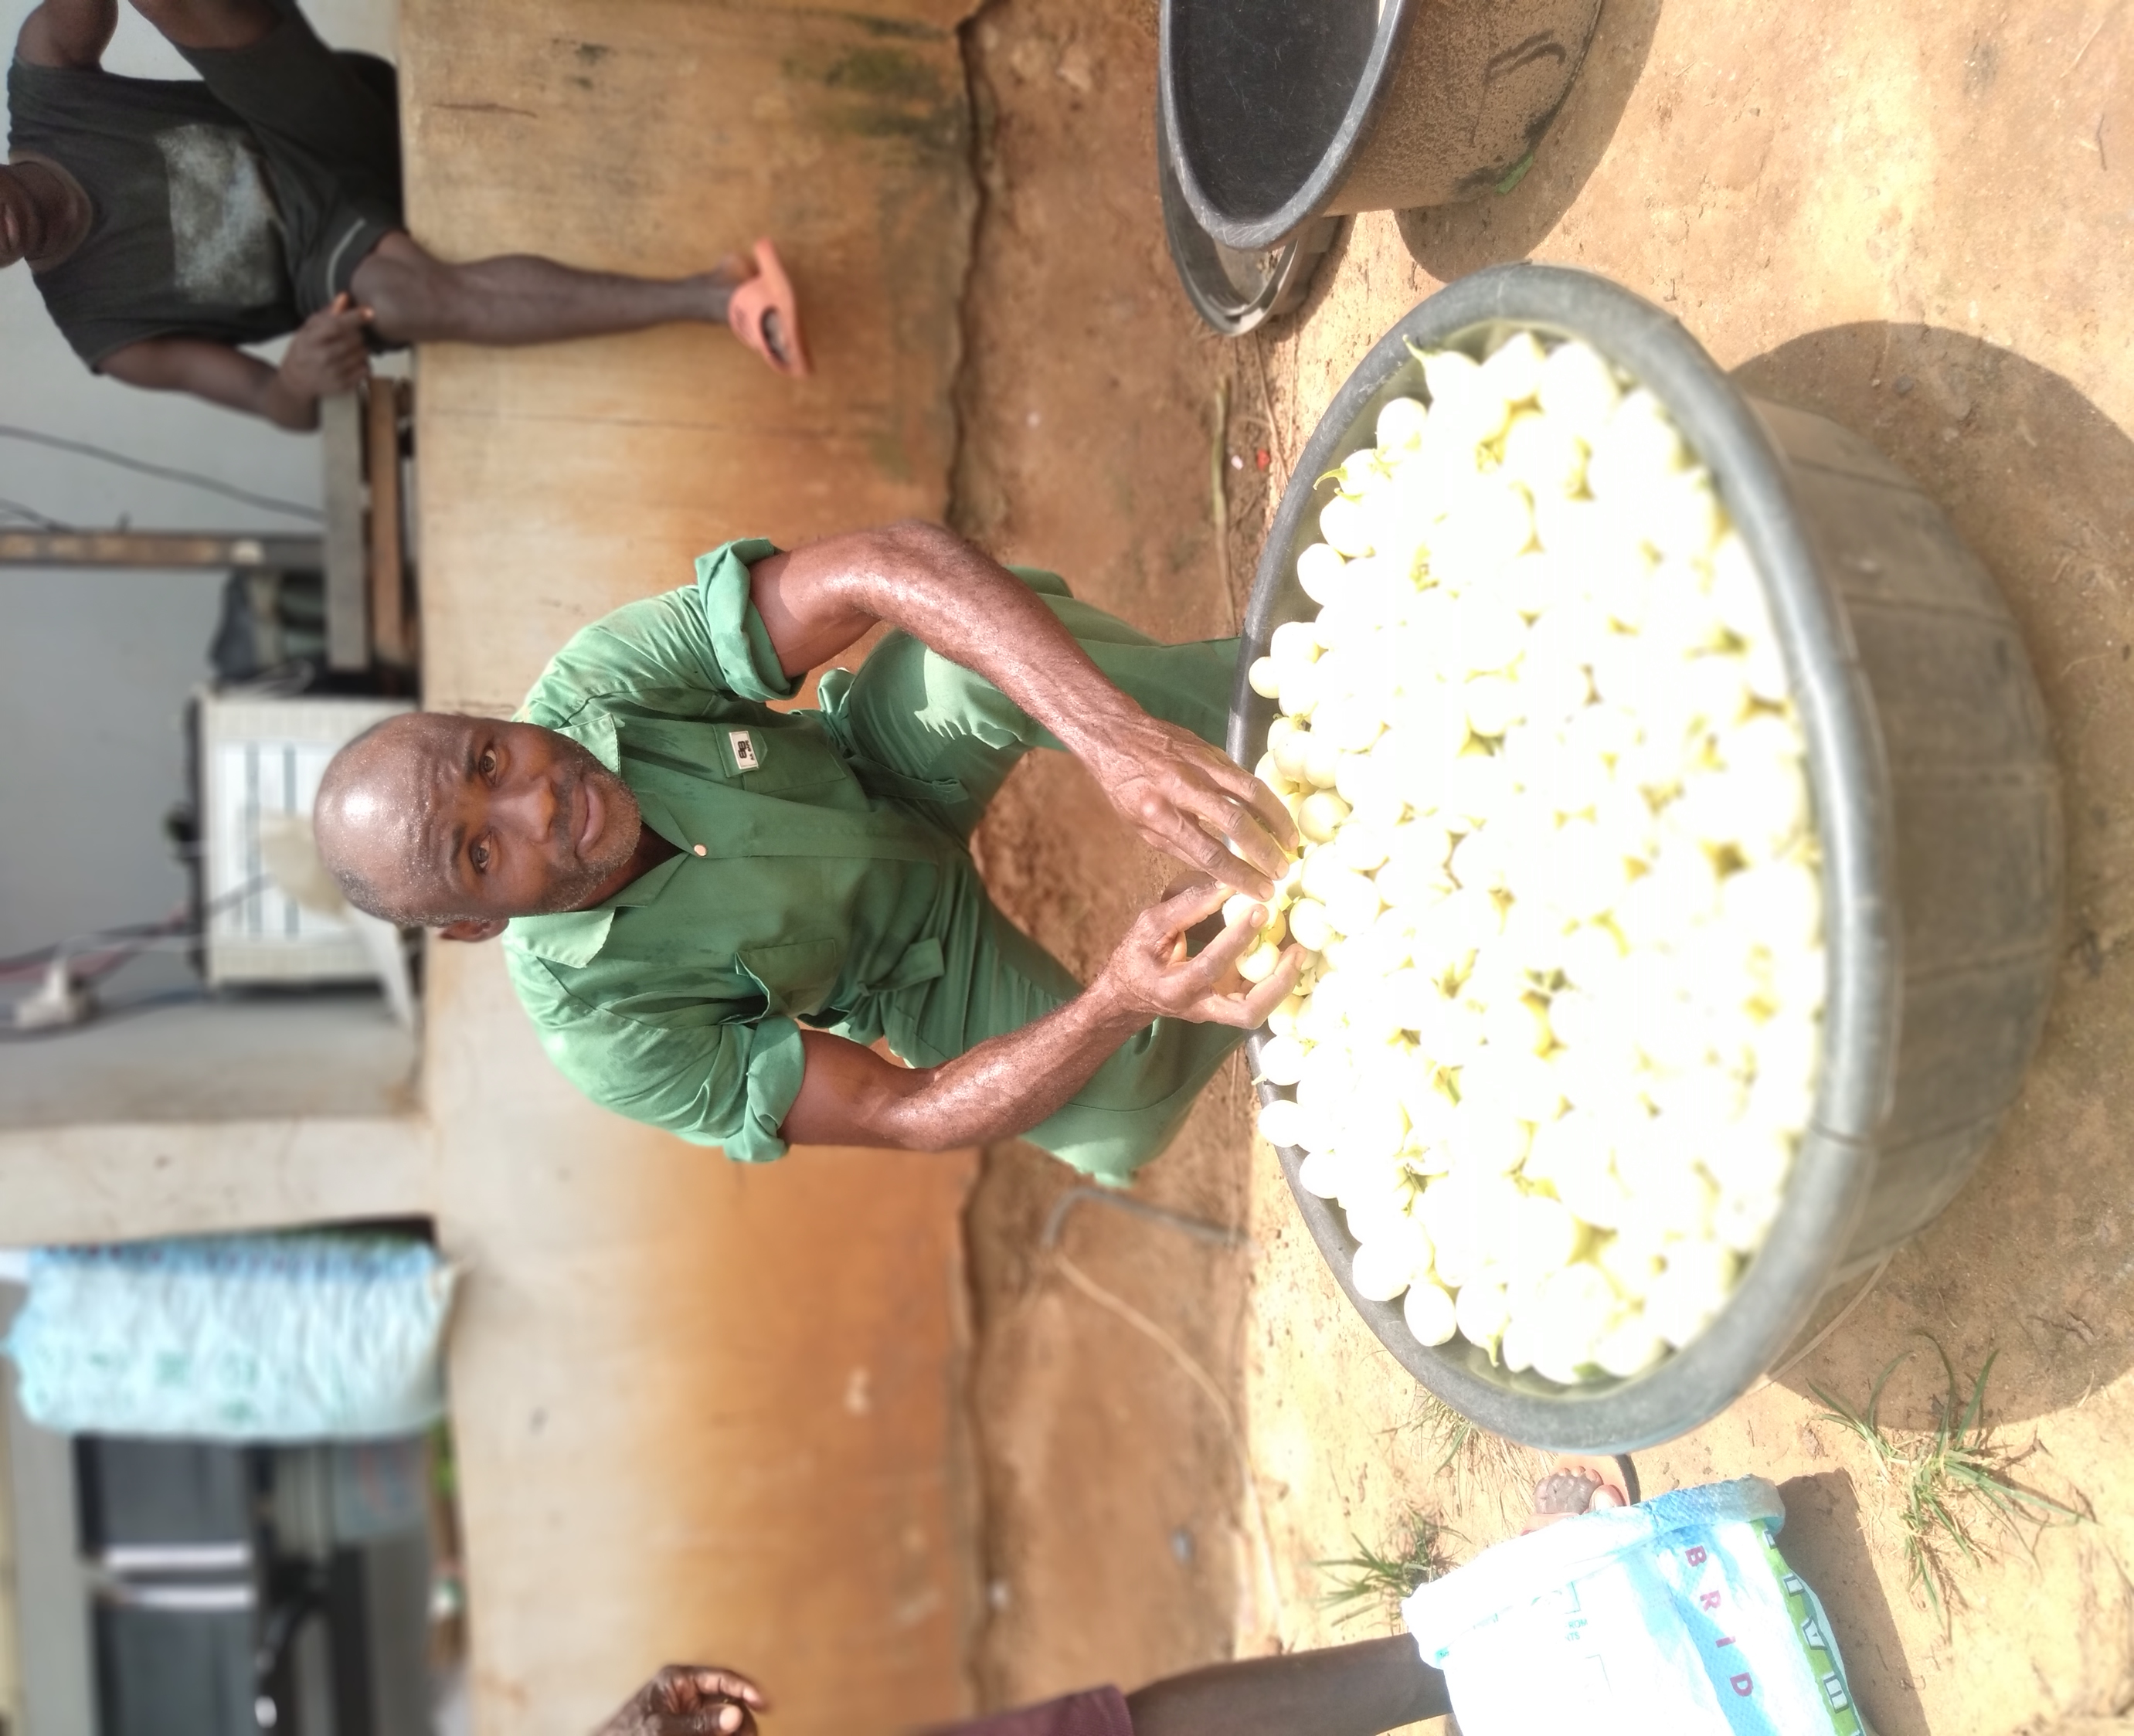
top-left (532, 756), bottom-right (647, 916)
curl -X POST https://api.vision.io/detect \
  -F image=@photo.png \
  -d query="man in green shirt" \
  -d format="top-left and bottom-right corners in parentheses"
top-left (314, 521), bottom-right (1303, 1182)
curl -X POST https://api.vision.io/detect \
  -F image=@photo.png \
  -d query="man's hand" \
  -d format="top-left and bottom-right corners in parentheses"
top-left (742, 524), bottom-right (1300, 895)
top-left (594, 1665), bottom-right (769, 1736)
top-left (1087, 714), bottom-right (1300, 900)
top-left (1094, 881), bottom-right (1305, 1028)
top-left (277, 293), bottom-right (372, 403)
top-left (780, 882), bottom-right (1302, 1152)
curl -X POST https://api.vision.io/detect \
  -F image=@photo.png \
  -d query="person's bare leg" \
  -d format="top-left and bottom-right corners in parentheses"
top-left (1126, 1456), bottom-right (1638, 1734)
top-left (351, 232), bottom-right (793, 361)
top-left (1123, 1636), bottom-right (1449, 1736)
top-left (127, 0), bottom-right (276, 49)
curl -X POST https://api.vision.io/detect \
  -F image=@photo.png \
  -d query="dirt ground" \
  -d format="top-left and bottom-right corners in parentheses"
top-left (950, 2), bottom-right (2134, 1731)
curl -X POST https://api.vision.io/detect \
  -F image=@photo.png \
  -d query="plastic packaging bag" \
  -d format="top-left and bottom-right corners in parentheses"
top-left (4, 1234), bottom-right (457, 1441)
top-left (1403, 1478), bottom-right (1863, 1736)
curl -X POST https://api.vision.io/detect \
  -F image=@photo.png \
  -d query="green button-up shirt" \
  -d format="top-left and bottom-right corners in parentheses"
top-left (503, 538), bottom-right (970, 1162)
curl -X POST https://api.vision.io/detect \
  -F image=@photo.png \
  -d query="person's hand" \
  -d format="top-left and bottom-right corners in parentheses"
top-left (593, 1665), bottom-right (769, 1736)
top-left (1096, 882), bottom-right (1304, 1028)
top-left (1085, 713), bottom-right (1300, 900)
top-left (277, 292), bottom-right (372, 401)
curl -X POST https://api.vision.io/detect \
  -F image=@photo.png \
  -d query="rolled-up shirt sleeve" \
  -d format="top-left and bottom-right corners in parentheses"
top-left (513, 958), bottom-right (807, 1162)
top-left (519, 537), bottom-right (799, 726)
top-left (693, 538), bottom-right (803, 703)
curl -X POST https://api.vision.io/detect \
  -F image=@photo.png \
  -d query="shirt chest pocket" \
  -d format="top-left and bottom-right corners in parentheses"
top-left (736, 937), bottom-right (845, 1017)
top-left (625, 717), bottom-right (856, 800)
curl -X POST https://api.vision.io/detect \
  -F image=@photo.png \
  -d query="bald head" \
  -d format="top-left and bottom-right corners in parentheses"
top-left (316, 713), bottom-right (644, 931)
top-left (315, 715), bottom-right (445, 922)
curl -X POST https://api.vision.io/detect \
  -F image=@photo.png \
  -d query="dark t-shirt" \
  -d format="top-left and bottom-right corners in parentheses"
top-left (8, 58), bottom-right (302, 365)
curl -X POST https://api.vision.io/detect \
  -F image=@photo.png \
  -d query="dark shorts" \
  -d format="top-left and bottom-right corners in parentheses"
top-left (927, 1687), bottom-right (1132, 1736)
top-left (176, 3), bottom-right (403, 317)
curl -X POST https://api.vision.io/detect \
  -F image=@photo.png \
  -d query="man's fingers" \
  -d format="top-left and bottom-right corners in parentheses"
top-left (1153, 776), bottom-right (1288, 889)
top-left (311, 304), bottom-right (367, 338)
top-left (1154, 810), bottom-right (1273, 897)
top-left (303, 298), bottom-right (362, 336)
top-left (1193, 946), bottom-right (1306, 1027)
top-left (1173, 737), bottom-right (1300, 847)
top-left (1170, 732), bottom-right (1261, 799)
top-left (1147, 879), bottom-right (1231, 934)
top-left (1208, 808), bottom-right (1291, 886)
top-left (1242, 775), bottom-right (1302, 850)
top-left (1242, 946), bottom-right (1307, 1017)
top-left (693, 1672), bottom-right (767, 1709)
top-left (1173, 907), bottom-right (1260, 990)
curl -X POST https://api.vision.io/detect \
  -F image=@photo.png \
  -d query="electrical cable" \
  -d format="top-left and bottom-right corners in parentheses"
top-left (0, 877), bottom-right (271, 984)
top-left (1, 876), bottom-right (279, 1036)
top-left (0, 922), bottom-right (175, 982)
top-left (0, 916), bottom-right (186, 982)
top-left (0, 424), bottom-right (326, 525)
top-left (0, 987), bottom-right (209, 1042)
top-left (55, 931), bottom-right (212, 987)
top-left (0, 494), bottom-right (73, 530)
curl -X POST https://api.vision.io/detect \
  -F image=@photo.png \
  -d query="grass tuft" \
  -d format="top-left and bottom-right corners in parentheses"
top-left (1812, 1336), bottom-right (2085, 1631)
top-left (1316, 1510), bottom-right (1458, 1629)
top-left (1409, 1388), bottom-right (1533, 1520)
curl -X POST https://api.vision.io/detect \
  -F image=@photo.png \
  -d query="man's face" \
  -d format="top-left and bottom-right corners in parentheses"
top-left (0, 167), bottom-right (39, 269)
top-left (320, 714), bottom-right (644, 933)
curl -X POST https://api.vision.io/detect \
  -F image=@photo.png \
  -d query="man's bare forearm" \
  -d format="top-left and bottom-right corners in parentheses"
top-left (756, 521), bottom-right (1296, 894)
top-left (799, 978), bottom-right (1150, 1151)
top-left (102, 338), bottom-right (321, 430)
top-left (253, 369), bottom-right (322, 430)
top-left (784, 886), bottom-right (1293, 1153)
top-left (794, 521), bottom-right (1144, 756)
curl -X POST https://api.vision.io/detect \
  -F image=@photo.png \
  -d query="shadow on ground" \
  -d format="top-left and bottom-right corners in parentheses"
top-left (1779, 1470), bottom-right (1931, 1736)
top-left (1735, 324), bottom-right (2134, 1429)
top-left (1395, 0), bottom-right (1663, 277)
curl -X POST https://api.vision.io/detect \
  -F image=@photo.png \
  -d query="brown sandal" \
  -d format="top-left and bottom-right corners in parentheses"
top-left (726, 238), bottom-right (810, 379)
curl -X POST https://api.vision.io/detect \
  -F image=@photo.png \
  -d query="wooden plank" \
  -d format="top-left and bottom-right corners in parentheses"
top-left (366, 377), bottom-right (412, 668)
top-left (320, 390), bottom-right (369, 670)
top-left (0, 531), bottom-right (321, 569)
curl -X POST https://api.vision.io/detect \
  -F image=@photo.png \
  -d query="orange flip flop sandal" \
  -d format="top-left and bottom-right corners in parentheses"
top-left (726, 238), bottom-right (810, 379)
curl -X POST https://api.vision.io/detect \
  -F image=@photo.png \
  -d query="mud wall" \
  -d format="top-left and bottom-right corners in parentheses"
top-left (399, 2), bottom-right (983, 1729)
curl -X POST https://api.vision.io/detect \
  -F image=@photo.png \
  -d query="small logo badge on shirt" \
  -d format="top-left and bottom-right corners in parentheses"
top-left (729, 729), bottom-right (761, 771)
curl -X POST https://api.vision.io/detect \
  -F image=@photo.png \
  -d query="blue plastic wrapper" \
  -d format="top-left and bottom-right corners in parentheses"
top-left (5, 1234), bottom-right (457, 1442)
top-left (1405, 1478), bottom-right (1863, 1735)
